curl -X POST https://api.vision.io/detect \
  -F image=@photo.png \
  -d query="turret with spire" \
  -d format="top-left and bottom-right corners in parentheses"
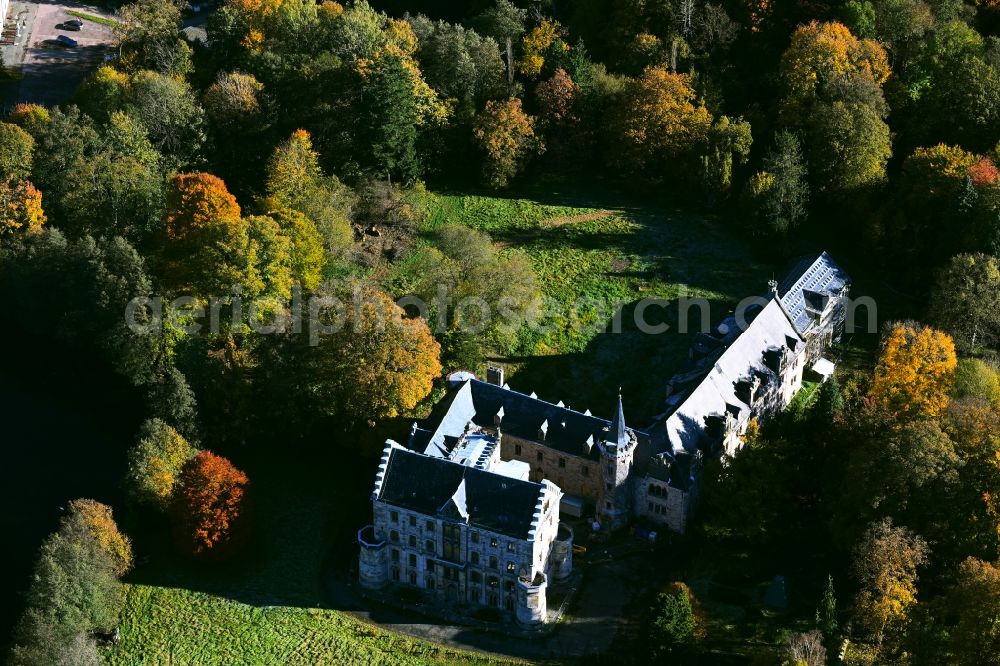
top-left (599, 389), bottom-right (636, 531)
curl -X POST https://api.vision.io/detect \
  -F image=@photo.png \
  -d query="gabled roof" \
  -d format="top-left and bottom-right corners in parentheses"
top-left (375, 443), bottom-right (551, 540)
top-left (664, 299), bottom-right (803, 453)
top-left (415, 379), bottom-right (647, 461)
top-left (777, 252), bottom-right (850, 335)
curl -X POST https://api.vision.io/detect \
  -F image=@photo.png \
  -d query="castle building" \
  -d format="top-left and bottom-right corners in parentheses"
top-left (358, 252), bottom-right (851, 622)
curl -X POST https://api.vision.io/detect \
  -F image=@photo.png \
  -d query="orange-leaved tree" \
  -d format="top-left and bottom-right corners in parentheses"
top-left (0, 179), bottom-right (46, 241)
top-left (67, 499), bottom-right (134, 577)
top-left (473, 98), bottom-right (542, 189)
top-left (869, 322), bottom-right (957, 419)
top-left (172, 451), bottom-right (250, 558)
top-left (611, 66), bottom-right (713, 175)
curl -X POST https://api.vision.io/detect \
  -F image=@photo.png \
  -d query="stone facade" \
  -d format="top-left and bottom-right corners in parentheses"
top-left (359, 441), bottom-right (569, 626)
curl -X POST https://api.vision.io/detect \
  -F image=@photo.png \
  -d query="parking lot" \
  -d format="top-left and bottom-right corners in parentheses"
top-left (3, 1), bottom-right (115, 108)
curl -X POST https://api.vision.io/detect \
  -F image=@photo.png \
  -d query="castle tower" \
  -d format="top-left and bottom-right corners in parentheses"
top-left (598, 391), bottom-right (636, 531)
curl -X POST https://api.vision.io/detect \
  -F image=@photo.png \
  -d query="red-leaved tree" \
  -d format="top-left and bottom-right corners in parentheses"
top-left (172, 451), bottom-right (250, 558)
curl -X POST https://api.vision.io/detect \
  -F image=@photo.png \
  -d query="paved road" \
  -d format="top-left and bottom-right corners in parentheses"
top-left (2, 1), bottom-right (114, 109)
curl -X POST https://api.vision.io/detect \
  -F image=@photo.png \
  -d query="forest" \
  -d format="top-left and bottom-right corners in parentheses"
top-left (2, 0), bottom-right (1000, 663)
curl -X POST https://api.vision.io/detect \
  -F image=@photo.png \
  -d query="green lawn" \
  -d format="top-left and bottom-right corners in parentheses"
top-left (107, 584), bottom-right (527, 665)
top-left (415, 192), bottom-right (771, 420)
top-left (66, 10), bottom-right (119, 27)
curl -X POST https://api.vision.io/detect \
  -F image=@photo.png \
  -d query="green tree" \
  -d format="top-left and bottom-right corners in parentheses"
top-left (817, 575), bottom-right (839, 642)
top-left (361, 55), bottom-right (420, 182)
top-left (944, 557), bottom-right (1000, 665)
top-left (928, 253), bottom-right (1000, 349)
top-left (123, 70), bottom-right (205, 166)
top-left (952, 358), bottom-right (1000, 405)
top-left (650, 584), bottom-right (697, 659)
top-left (701, 115), bottom-right (752, 200)
top-left (9, 511), bottom-right (123, 666)
top-left (126, 418), bottom-right (200, 510)
top-left (749, 130), bottom-right (810, 234)
top-left (0, 122), bottom-right (35, 182)
top-left (808, 98), bottom-right (891, 192)
top-left (116, 0), bottom-right (190, 75)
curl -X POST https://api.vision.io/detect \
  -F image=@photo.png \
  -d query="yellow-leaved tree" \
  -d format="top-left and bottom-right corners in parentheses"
top-left (869, 322), bottom-right (957, 419)
top-left (0, 179), bottom-right (46, 241)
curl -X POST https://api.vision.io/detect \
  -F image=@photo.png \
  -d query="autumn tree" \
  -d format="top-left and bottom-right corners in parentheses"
top-left (0, 179), bottom-right (46, 242)
top-left (161, 172), bottom-right (256, 296)
top-left (0, 122), bottom-right (35, 181)
top-left (473, 97), bottom-right (542, 188)
top-left (265, 207), bottom-right (325, 292)
top-left (7, 103), bottom-right (51, 135)
top-left (952, 358), bottom-right (1000, 405)
top-left (203, 71), bottom-right (265, 130)
top-left (172, 451), bottom-right (250, 558)
top-left (611, 66), bottom-right (712, 179)
top-left (536, 68), bottom-right (580, 124)
top-left (265, 129), bottom-right (354, 254)
top-left (126, 418), bottom-right (200, 511)
top-left (868, 322), bottom-right (957, 418)
top-left (943, 557), bottom-right (1000, 664)
top-left (780, 21), bottom-right (890, 119)
top-left (308, 284), bottom-right (442, 424)
top-left (785, 630), bottom-right (826, 666)
top-left (852, 518), bottom-right (929, 650)
top-left (517, 19), bottom-right (564, 78)
top-left (928, 253), bottom-right (1000, 349)
top-left (66, 499), bottom-right (134, 577)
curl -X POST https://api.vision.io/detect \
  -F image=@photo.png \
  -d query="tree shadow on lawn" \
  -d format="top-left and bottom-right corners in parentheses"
top-left (126, 438), bottom-right (380, 611)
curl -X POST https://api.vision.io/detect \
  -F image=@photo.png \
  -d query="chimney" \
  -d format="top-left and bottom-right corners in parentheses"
top-left (487, 366), bottom-right (504, 386)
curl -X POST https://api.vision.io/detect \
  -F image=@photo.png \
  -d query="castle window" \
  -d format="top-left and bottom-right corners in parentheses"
top-left (605, 502), bottom-right (612, 510)
top-left (390, 530), bottom-right (399, 543)
top-left (515, 444), bottom-right (523, 455)
top-left (471, 571), bottom-right (482, 583)
top-left (408, 535), bottom-right (416, 548)
top-left (426, 558), bottom-right (434, 572)
top-left (391, 549), bottom-right (400, 562)
top-left (471, 532), bottom-right (480, 544)
top-left (409, 571), bottom-right (417, 585)
top-left (426, 577), bottom-right (436, 590)
top-left (391, 568), bottom-right (400, 581)
top-left (606, 483), bottom-right (613, 491)
top-left (581, 465), bottom-right (589, 476)
top-left (471, 552), bottom-right (480, 565)
top-left (426, 520), bottom-right (435, 532)
top-left (537, 451), bottom-right (543, 462)
top-left (558, 457), bottom-right (566, 468)
top-left (506, 542), bottom-right (515, 553)
top-left (489, 556), bottom-right (499, 569)
top-left (426, 539), bottom-right (434, 553)
top-left (505, 596), bottom-right (515, 611)
top-left (408, 553), bottom-right (417, 567)
top-left (390, 510), bottom-right (398, 523)
top-left (409, 516), bottom-right (416, 527)
top-left (648, 502), bottom-right (654, 512)
top-left (506, 561), bottom-right (516, 573)
top-left (505, 580), bottom-right (515, 592)
top-left (490, 537), bottom-right (498, 548)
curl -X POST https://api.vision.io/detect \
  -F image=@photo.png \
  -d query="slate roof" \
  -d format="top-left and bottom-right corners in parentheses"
top-left (414, 379), bottom-right (648, 461)
top-left (375, 444), bottom-right (548, 540)
top-left (663, 299), bottom-right (803, 453)
top-left (777, 251), bottom-right (850, 336)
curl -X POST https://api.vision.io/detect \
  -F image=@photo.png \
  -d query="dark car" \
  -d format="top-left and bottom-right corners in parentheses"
top-left (65, 18), bottom-right (84, 28)
top-left (55, 35), bottom-right (78, 47)
top-left (57, 22), bottom-right (82, 31)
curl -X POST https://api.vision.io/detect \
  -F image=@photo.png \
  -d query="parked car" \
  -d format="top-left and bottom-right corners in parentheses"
top-left (65, 19), bottom-right (84, 28)
top-left (56, 22), bottom-right (81, 31)
top-left (55, 35), bottom-right (78, 47)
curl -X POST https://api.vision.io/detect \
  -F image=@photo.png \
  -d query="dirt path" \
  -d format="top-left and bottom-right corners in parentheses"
top-left (539, 210), bottom-right (613, 228)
